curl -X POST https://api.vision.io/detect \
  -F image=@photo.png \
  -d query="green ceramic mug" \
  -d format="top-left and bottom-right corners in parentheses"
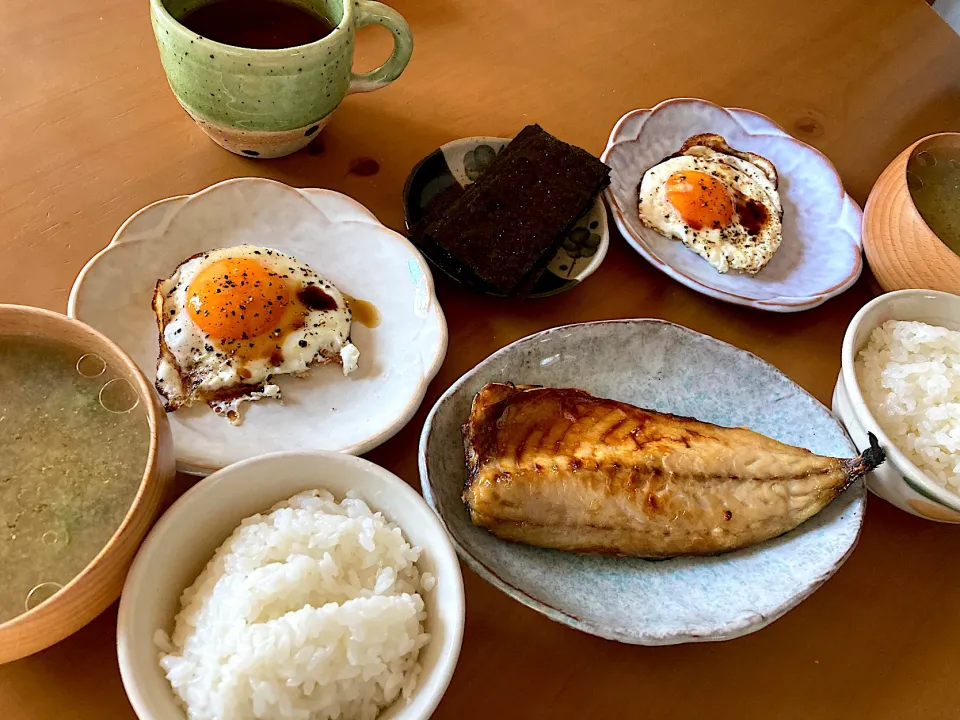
top-left (150, 0), bottom-right (413, 158)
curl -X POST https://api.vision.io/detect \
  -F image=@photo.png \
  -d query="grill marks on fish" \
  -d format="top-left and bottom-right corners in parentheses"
top-left (462, 384), bottom-right (884, 558)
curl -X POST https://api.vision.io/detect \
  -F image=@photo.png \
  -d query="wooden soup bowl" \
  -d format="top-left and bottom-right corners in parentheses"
top-left (0, 305), bottom-right (176, 663)
top-left (863, 132), bottom-right (960, 294)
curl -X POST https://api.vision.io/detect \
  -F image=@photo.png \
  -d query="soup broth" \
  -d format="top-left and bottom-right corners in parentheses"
top-left (907, 141), bottom-right (960, 257)
top-left (0, 337), bottom-right (150, 623)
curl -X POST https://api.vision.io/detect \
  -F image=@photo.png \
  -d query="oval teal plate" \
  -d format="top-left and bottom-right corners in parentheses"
top-left (419, 319), bottom-right (866, 644)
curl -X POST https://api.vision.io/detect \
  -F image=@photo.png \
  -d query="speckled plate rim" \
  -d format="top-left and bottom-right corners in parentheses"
top-left (601, 98), bottom-right (863, 312)
top-left (401, 135), bottom-right (609, 298)
top-left (419, 318), bottom-right (865, 645)
top-left (68, 177), bottom-right (448, 475)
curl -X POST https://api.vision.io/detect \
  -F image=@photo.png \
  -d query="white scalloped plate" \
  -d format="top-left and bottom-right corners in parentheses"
top-left (69, 178), bottom-right (447, 475)
top-left (601, 98), bottom-right (863, 312)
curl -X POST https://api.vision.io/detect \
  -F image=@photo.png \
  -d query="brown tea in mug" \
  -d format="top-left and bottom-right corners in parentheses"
top-left (180, 0), bottom-right (335, 50)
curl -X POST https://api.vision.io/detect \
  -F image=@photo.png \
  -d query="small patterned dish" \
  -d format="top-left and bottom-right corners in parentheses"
top-left (69, 178), bottom-right (447, 475)
top-left (420, 319), bottom-right (865, 645)
top-left (402, 136), bottom-right (608, 298)
top-left (602, 98), bottom-right (863, 312)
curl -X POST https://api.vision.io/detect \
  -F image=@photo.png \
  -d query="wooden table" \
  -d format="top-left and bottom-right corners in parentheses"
top-left (3, 0), bottom-right (960, 717)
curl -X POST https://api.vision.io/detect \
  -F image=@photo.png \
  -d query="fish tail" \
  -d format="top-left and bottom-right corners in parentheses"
top-left (841, 432), bottom-right (885, 485)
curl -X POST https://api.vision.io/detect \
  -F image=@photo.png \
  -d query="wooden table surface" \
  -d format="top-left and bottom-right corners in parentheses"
top-left (3, 0), bottom-right (960, 717)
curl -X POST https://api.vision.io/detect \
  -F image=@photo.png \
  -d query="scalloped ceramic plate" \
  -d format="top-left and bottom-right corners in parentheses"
top-left (402, 136), bottom-right (608, 298)
top-left (69, 178), bottom-right (447, 475)
top-left (601, 98), bottom-right (863, 312)
top-left (420, 319), bottom-right (865, 644)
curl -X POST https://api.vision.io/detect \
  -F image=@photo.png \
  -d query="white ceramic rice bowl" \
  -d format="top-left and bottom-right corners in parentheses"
top-left (833, 289), bottom-right (960, 523)
top-left (117, 451), bottom-right (465, 720)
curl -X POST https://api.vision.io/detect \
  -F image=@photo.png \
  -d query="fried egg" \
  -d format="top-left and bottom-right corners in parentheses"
top-left (153, 245), bottom-right (359, 423)
top-left (637, 134), bottom-right (783, 274)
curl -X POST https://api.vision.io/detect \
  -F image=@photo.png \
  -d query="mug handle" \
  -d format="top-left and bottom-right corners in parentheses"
top-left (347, 0), bottom-right (414, 94)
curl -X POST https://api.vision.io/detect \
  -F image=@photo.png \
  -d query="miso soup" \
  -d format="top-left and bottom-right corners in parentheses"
top-left (0, 336), bottom-right (150, 623)
top-left (907, 138), bottom-right (960, 257)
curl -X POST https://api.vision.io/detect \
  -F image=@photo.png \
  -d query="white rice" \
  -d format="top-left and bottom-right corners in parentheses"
top-left (156, 490), bottom-right (430, 720)
top-left (856, 319), bottom-right (960, 491)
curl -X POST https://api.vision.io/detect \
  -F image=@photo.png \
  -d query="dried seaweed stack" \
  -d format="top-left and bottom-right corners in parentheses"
top-left (413, 124), bottom-right (610, 295)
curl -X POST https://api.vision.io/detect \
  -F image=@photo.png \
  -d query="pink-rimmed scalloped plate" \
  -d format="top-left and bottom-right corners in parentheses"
top-left (68, 178), bottom-right (447, 475)
top-left (601, 98), bottom-right (863, 312)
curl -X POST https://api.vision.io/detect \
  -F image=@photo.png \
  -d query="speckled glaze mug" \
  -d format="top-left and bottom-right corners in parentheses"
top-left (150, 0), bottom-right (413, 158)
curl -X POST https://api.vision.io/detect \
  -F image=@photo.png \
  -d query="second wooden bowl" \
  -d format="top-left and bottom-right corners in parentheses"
top-left (863, 132), bottom-right (960, 294)
top-left (0, 305), bottom-right (176, 664)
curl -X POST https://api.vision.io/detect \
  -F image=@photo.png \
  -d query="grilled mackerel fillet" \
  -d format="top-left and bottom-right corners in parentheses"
top-left (462, 384), bottom-right (883, 558)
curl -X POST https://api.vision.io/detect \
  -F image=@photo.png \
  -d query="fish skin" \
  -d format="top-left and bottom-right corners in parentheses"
top-left (462, 384), bottom-right (883, 558)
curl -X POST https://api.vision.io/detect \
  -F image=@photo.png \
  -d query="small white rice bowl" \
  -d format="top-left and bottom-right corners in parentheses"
top-left (155, 490), bottom-right (431, 720)
top-left (856, 319), bottom-right (960, 492)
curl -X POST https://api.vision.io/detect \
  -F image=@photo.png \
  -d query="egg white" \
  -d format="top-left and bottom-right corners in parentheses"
top-left (153, 245), bottom-right (359, 421)
top-left (638, 154), bottom-right (783, 274)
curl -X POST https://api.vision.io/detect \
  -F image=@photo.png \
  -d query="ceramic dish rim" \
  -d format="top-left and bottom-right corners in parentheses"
top-left (0, 304), bottom-right (165, 638)
top-left (117, 448), bottom-right (466, 720)
top-left (400, 134), bottom-right (609, 298)
top-left (600, 97), bottom-right (863, 312)
top-left (419, 317), bottom-right (865, 645)
top-left (840, 288), bottom-right (960, 513)
top-left (67, 177), bottom-right (449, 474)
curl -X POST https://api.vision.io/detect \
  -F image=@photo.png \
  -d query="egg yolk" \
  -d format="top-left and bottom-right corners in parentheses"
top-left (665, 171), bottom-right (734, 231)
top-left (187, 257), bottom-right (291, 344)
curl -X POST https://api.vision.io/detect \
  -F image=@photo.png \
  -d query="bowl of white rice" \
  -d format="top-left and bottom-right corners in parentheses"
top-left (834, 289), bottom-right (960, 522)
top-left (116, 451), bottom-right (465, 720)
